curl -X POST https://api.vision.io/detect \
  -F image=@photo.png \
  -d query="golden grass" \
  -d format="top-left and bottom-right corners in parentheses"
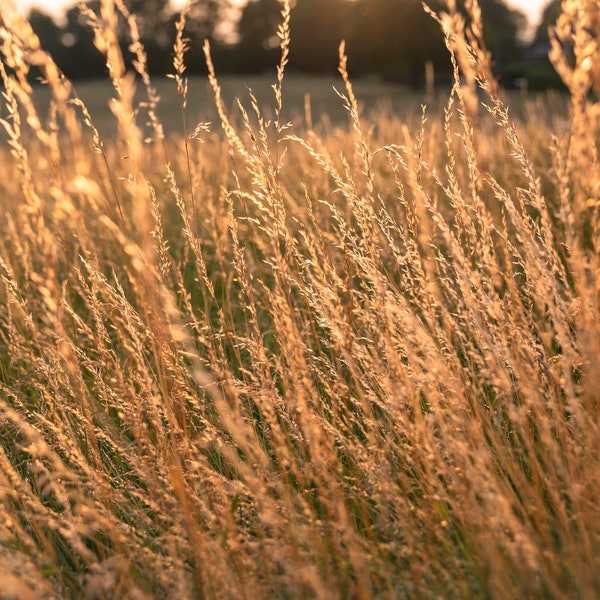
top-left (0, 0), bottom-right (598, 598)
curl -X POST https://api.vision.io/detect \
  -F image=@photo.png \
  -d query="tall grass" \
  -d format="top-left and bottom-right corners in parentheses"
top-left (0, 0), bottom-right (598, 597)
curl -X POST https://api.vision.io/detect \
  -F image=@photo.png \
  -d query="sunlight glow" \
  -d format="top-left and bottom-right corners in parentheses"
top-left (10, 0), bottom-right (547, 32)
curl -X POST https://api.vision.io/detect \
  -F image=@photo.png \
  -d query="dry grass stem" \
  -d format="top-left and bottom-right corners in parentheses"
top-left (0, 0), bottom-right (598, 598)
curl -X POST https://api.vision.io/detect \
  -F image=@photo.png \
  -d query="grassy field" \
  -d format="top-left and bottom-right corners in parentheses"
top-left (0, 1), bottom-right (598, 598)
top-left (25, 73), bottom-right (432, 138)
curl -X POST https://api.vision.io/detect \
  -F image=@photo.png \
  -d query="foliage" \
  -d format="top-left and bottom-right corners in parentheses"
top-left (16, 0), bottom-right (528, 85)
top-left (533, 0), bottom-right (563, 46)
top-left (236, 0), bottom-right (282, 72)
top-left (347, 0), bottom-right (450, 84)
top-left (475, 0), bottom-right (527, 66)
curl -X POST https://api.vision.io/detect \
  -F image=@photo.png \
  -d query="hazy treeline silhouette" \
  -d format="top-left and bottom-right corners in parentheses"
top-left (12, 0), bottom-right (549, 86)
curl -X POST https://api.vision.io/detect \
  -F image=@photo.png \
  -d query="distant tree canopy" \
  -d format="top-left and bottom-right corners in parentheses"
top-left (236, 0), bottom-right (282, 72)
top-left (237, 0), bottom-right (526, 84)
top-left (27, 6), bottom-right (106, 79)
top-left (348, 0), bottom-right (450, 85)
top-left (475, 0), bottom-right (527, 67)
top-left (16, 0), bottom-right (529, 86)
top-left (532, 0), bottom-right (562, 46)
top-left (288, 0), bottom-right (353, 73)
top-left (27, 0), bottom-right (179, 78)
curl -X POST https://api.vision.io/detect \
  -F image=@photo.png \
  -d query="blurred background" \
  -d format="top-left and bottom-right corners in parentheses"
top-left (2, 0), bottom-right (564, 91)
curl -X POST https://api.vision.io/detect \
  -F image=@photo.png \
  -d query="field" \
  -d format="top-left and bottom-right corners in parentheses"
top-left (27, 73), bottom-right (431, 136)
top-left (0, 1), bottom-right (599, 599)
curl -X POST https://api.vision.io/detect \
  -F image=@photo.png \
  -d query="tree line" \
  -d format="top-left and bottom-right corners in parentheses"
top-left (12, 0), bottom-right (558, 88)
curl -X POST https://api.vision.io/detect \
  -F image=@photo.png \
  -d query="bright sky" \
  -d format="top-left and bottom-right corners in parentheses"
top-left (8, 0), bottom-right (550, 36)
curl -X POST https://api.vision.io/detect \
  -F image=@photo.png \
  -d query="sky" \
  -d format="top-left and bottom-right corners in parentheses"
top-left (8, 0), bottom-right (550, 38)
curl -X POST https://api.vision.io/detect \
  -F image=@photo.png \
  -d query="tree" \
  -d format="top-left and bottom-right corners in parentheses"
top-left (236, 0), bottom-right (282, 72)
top-left (288, 0), bottom-right (353, 73)
top-left (57, 5), bottom-right (107, 79)
top-left (172, 0), bottom-right (237, 74)
top-left (28, 1), bottom-right (175, 79)
top-left (61, 1), bottom-right (228, 76)
top-left (27, 9), bottom-right (61, 54)
top-left (26, 8), bottom-right (105, 80)
top-left (532, 0), bottom-right (562, 47)
top-left (186, 0), bottom-right (224, 41)
top-left (348, 0), bottom-right (449, 86)
top-left (125, 0), bottom-right (172, 34)
top-left (475, 0), bottom-right (527, 69)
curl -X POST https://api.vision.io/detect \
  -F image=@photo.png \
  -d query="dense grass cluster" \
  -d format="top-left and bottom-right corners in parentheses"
top-left (0, 0), bottom-right (598, 598)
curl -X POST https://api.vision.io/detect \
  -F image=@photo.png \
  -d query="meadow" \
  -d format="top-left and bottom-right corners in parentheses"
top-left (26, 72), bottom-right (428, 137)
top-left (0, 0), bottom-right (598, 598)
